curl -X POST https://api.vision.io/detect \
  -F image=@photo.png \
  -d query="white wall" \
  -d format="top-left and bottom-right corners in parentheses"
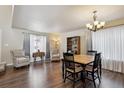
top-left (0, 6), bottom-right (12, 64)
top-left (0, 6), bottom-right (9, 62)
top-left (0, 6), bottom-right (24, 65)
top-left (2, 28), bottom-right (24, 65)
top-left (60, 29), bottom-right (91, 58)
top-left (0, 29), bottom-right (1, 61)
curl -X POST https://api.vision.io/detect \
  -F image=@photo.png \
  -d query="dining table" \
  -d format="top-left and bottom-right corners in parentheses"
top-left (62, 54), bottom-right (95, 86)
top-left (74, 55), bottom-right (94, 65)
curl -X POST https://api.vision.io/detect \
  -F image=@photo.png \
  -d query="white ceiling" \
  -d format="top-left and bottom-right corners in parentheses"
top-left (12, 5), bottom-right (124, 33)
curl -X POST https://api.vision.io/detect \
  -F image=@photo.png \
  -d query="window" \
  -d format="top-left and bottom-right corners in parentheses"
top-left (30, 34), bottom-right (46, 62)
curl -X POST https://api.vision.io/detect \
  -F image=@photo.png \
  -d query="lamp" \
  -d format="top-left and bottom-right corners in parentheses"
top-left (86, 11), bottom-right (105, 32)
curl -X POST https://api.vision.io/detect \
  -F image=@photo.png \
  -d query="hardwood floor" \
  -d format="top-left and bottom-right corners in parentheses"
top-left (0, 61), bottom-right (124, 88)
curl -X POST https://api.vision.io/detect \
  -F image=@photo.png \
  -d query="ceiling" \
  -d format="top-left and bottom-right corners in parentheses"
top-left (12, 5), bottom-right (124, 33)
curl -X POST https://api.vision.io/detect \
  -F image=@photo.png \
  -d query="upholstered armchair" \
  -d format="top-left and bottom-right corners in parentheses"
top-left (11, 50), bottom-right (30, 68)
top-left (50, 49), bottom-right (60, 61)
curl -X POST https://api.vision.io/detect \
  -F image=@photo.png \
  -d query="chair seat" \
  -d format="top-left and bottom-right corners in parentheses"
top-left (88, 62), bottom-right (93, 66)
top-left (85, 65), bottom-right (97, 72)
top-left (52, 54), bottom-right (60, 57)
top-left (16, 57), bottom-right (29, 64)
top-left (75, 64), bottom-right (81, 67)
top-left (66, 67), bottom-right (82, 73)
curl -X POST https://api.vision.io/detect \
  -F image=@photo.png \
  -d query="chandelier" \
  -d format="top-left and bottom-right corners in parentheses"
top-left (86, 11), bottom-right (105, 32)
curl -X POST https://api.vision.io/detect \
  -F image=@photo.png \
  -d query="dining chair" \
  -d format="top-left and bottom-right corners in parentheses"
top-left (86, 50), bottom-right (97, 70)
top-left (87, 50), bottom-right (97, 55)
top-left (63, 52), bottom-right (83, 87)
top-left (99, 55), bottom-right (102, 77)
top-left (87, 50), bottom-right (102, 78)
top-left (85, 53), bottom-right (101, 87)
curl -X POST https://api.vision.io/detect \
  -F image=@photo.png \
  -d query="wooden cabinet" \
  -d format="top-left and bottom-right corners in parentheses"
top-left (67, 36), bottom-right (80, 54)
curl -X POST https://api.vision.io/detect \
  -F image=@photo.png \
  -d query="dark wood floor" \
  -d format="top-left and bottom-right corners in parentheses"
top-left (0, 61), bottom-right (124, 88)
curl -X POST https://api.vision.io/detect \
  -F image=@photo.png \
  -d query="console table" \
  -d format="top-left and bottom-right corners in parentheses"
top-left (32, 51), bottom-right (45, 62)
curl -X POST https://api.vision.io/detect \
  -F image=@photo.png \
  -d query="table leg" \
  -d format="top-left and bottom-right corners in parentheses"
top-left (99, 61), bottom-right (102, 77)
top-left (62, 61), bottom-right (65, 79)
top-left (81, 64), bottom-right (86, 87)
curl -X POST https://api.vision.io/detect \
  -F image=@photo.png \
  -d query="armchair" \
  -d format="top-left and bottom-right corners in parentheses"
top-left (50, 49), bottom-right (60, 62)
top-left (11, 49), bottom-right (30, 68)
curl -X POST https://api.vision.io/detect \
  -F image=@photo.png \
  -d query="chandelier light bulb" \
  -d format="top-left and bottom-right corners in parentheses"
top-left (97, 24), bottom-right (101, 28)
top-left (100, 21), bottom-right (105, 26)
top-left (86, 24), bottom-right (91, 27)
top-left (94, 21), bottom-right (99, 25)
top-left (89, 25), bottom-right (93, 29)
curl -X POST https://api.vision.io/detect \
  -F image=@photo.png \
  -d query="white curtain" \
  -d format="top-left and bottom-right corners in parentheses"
top-left (92, 25), bottom-right (124, 73)
top-left (30, 34), bottom-right (46, 62)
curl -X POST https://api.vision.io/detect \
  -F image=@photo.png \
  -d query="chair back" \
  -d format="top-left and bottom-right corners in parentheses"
top-left (11, 49), bottom-right (25, 57)
top-left (63, 53), bottom-right (75, 69)
top-left (93, 53), bottom-right (101, 70)
top-left (87, 50), bottom-right (97, 55)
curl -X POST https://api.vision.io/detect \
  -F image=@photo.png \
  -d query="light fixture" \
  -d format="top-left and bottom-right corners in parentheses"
top-left (86, 11), bottom-right (105, 32)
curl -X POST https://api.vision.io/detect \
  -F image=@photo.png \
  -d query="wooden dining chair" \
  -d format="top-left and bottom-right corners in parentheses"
top-left (85, 53), bottom-right (101, 87)
top-left (87, 50), bottom-right (97, 66)
top-left (87, 50), bottom-right (97, 55)
top-left (87, 50), bottom-right (102, 78)
top-left (63, 53), bottom-right (83, 87)
top-left (98, 55), bottom-right (102, 77)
